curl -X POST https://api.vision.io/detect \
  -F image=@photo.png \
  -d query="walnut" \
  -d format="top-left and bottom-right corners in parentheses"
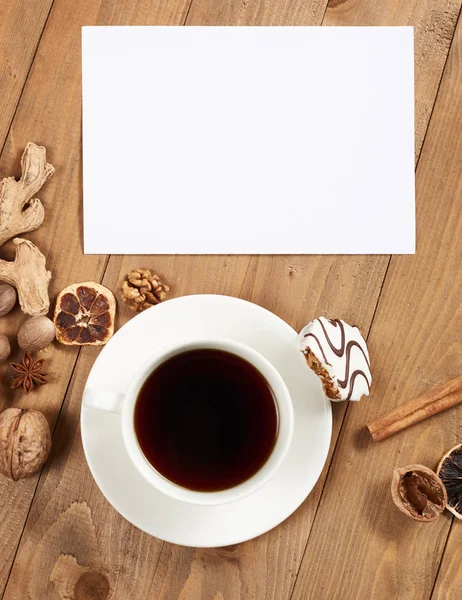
top-left (0, 408), bottom-right (52, 480)
top-left (391, 464), bottom-right (447, 522)
top-left (121, 268), bottom-right (170, 311)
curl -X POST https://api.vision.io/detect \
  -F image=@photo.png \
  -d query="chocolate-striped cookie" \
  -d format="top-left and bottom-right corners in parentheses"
top-left (299, 317), bottom-right (371, 401)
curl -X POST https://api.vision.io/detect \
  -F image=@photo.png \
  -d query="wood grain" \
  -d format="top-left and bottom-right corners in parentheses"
top-left (0, 0), bottom-right (460, 599)
top-left (432, 520), bottom-right (462, 599)
top-left (0, 0), bottom-right (53, 152)
top-left (186, 0), bottom-right (328, 25)
top-left (292, 14), bottom-right (462, 600)
top-left (4, 349), bottom-right (164, 600)
top-left (0, 0), bottom-right (109, 586)
top-left (0, 0), bottom-right (191, 597)
top-left (100, 254), bottom-right (385, 600)
top-left (41, 4), bottom-right (460, 600)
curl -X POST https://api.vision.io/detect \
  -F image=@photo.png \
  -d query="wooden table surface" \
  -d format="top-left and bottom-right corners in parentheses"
top-left (0, 1), bottom-right (461, 599)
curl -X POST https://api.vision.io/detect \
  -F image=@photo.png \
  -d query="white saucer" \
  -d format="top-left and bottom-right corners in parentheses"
top-left (81, 295), bottom-right (332, 547)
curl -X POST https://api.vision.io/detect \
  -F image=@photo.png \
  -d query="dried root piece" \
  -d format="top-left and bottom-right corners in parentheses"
top-left (0, 238), bottom-right (51, 316)
top-left (54, 282), bottom-right (116, 346)
top-left (0, 142), bottom-right (54, 246)
top-left (121, 268), bottom-right (170, 311)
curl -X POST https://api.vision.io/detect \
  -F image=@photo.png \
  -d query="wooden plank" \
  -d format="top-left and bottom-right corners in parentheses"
top-left (432, 520), bottom-right (462, 599)
top-left (3, 349), bottom-right (168, 600)
top-left (0, 0), bottom-right (108, 589)
top-left (3, 3), bottom-right (460, 600)
top-left (79, 5), bottom-right (461, 600)
top-left (0, 0), bottom-right (53, 151)
top-left (95, 242), bottom-right (385, 600)
top-left (7, 257), bottom-right (260, 600)
top-left (186, 0), bottom-right (328, 25)
top-left (291, 14), bottom-right (462, 600)
top-left (0, 0), bottom-right (191, 598)
top-left (133, 2), bottom-right (460, 599)
top-left (100, 0), bottom-right (390, 596)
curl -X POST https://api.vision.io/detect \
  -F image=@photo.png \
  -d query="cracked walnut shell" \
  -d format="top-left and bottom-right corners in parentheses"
top-left (54, 282), bottom-right (116, 346)
top-left (0, 408), bottom-right (52, 480)
top-left (391, 464), bottom-right (447, 522)
top-left (121, 268), bottom-right (169, 311)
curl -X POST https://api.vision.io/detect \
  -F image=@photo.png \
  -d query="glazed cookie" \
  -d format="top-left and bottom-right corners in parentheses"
top-left (299, 317), bottom-right (371, 401)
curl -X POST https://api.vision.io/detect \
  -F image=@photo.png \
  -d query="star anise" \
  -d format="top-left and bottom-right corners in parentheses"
top-left (10, 353), bottom-right (48, 393)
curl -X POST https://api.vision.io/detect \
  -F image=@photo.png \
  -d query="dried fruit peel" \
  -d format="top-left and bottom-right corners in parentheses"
top-left (54, 282), bottom-right (116, 346)
top-left (437, 444), bottom-right (462, 519)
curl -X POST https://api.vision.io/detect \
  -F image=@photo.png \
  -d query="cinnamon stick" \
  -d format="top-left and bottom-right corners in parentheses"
top-left (367, 376), bottom-right (462, 442)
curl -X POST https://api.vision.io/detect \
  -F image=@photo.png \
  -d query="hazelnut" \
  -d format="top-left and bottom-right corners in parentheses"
top-left (0, 408), bottom-right (52, 480)
top-left (0, 283), bottom-right (17, 317)
top-left (17, 316), bottom-right (56, 352)
top-left (0, 333), bottom-right (10, 363)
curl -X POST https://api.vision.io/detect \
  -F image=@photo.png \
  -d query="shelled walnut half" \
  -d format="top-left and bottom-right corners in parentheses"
top-left (121, 268), bottom-right (169, 311)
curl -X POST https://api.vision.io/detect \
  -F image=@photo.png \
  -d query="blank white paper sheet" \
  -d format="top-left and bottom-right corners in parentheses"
top-left (82, 26), bottom-right (415, 254)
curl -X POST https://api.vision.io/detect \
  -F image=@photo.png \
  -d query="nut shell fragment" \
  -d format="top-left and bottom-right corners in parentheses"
top-left (54, 282), bottom-right (116, 346)
top-left (0, 408), bottom-right (52, 480)
top-left (391, 464), bottom-right (447, 522)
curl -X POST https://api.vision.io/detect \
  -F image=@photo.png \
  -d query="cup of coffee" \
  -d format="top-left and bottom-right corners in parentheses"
top-left (83, 339), bottom-right (294, 505)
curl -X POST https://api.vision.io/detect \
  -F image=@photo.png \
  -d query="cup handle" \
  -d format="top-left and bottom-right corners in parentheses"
top-left (82, 389), bottom-right (125, 413)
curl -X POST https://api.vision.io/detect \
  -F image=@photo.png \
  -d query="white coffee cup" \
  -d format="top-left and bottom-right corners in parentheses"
top-left (83, 338), bottom-right (294, 505)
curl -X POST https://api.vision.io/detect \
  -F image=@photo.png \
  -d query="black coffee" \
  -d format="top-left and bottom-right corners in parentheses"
top-left (134, 349), bottom-right (278, 492)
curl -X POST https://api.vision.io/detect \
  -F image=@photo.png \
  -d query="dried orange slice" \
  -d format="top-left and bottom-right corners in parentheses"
top-left (437, 444), bottom-right (462, 519)
top-left (54, 282), bottom-right (116, 346)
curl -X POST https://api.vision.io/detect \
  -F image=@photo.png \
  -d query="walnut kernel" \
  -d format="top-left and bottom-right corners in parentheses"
top-left (121, 268), bottom-right (170, 311)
